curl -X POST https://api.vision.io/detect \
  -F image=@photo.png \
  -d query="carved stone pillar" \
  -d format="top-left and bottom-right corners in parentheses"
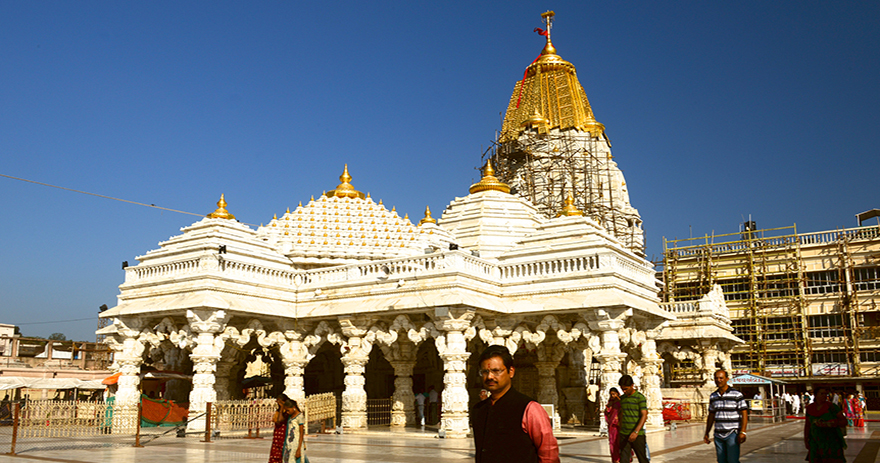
top-left (108, 320), bottom-right (145, 433)
top-left (562, 387), bottom-right (585, 425)
top-left (435, 308), bottom-right (474, 438)
top-left (696, 341), bottom-right (721, 420)
top-left (534, 362), bottom-right (559, 407)
top-left (214, 354), bottom-right (238, 401)
top-left (534, 361), bottom-right (561, 430)
top-left (590, 318), bottom-right (626, 434)
top-left (390, 361), bottom-right (416, 428)
top-left (641, 329), bottom-right (665, 429)
top-left (186, 310), bottom-right (230, 432)
top-left (339, 318), bottom-right (372, 430)
top-left (278, 332), bottom-right (313, 402)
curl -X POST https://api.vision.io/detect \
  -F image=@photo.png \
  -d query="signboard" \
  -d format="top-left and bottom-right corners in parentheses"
top-left (730, 374), bottom-right (771, 385)
top-left (811, 363), bottom-right (850, 376)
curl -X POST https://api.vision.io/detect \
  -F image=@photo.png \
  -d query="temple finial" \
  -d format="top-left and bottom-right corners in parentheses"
top-left (326, 164), bottom-right (365, 199)
top-left (539, 11), bottom-right (557, 56)
top-left (207, 194), bottom-right (236, 220)
top-left (558, 192), bottom-right (584, 217)
top-left (419, 206), bottom-right (437, 225)
top-left (469, 159), bottom-right (511, 194)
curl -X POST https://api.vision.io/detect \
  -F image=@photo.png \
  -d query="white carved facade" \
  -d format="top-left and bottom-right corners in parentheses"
top-left (98, 21), bottom-right (739, 438)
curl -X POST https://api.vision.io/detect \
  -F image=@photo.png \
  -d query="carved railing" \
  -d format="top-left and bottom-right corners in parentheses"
top-left (499, 255), bottom-right (601, 280)
top-left (127, 248), bottom-right (656, 291)
top-left (128, 258), bottom-right (200, 282)
top-left (659, 301), bottom-right (699, 314)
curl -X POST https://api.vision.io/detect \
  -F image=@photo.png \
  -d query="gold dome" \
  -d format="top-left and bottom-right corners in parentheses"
top-left (499, 11), bottom-right (605, 143)
top-left (557, 193), bottom-right (584, 217)
top-left (419, 206), bottom-right (437, 225)
top-left (207, 194), bottom-right (236, 220)
top-left (469, 160), bottom-right (511, 194)
top-left (325, 164), bottom-right (366, 199)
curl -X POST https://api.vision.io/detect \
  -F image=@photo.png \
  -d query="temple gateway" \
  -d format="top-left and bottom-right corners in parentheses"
top-left (98, 12), bottom-right (738, 438)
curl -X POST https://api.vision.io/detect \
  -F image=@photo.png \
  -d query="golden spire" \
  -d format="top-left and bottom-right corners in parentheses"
top-left (499, 11), bottom-right (605, 142)
top-left (325, 164), bottom-right (366, 199)
top-left (539, 11), bottom-right (557, 57)
top-left (419, 206), bottom-right (437, 225)
top-left (207, 194), bottom-right (236, 220)
top-left (469, 159), bottom-right (511, 194)
top-left (557, 192), bottom-right (584, 217)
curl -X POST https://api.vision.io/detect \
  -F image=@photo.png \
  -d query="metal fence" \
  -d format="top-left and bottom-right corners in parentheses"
top-left (366, 398), bottom-right (392, 426)
top-left (211, 398), bottom-right (276, 439)
top-left (2, 392), bottom-right (339, 454)
top-left (1, 399), bottom-right (136, 454)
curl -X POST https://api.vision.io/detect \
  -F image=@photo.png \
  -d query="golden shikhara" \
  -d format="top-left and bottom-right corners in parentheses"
top-left (498, 12), bottom-right (605, 143)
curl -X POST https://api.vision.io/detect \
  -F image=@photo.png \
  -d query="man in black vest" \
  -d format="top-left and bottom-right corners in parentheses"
top-left (471, 345), bottom-right (560, 463)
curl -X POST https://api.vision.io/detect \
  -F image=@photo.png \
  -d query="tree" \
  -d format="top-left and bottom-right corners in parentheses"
top-left (48, 333), bottom-right (66, 341)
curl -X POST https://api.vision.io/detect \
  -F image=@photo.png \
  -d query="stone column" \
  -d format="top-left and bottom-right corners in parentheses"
top-left (339, 318), bottom-right (372, 430)
top-left (110, 321), bottom-right (145, 433)
top-left (186, 310), bottom-right (230, 432)
top-left (278, 332), bottom-right (313, 402)
top-left (534, 362), bottom-right (559, 407)
top-left (435, 308), bottom-right (474, 438)
top-left (696, 341), bottom-right (721, 420)
top-left (641, 329), bottom-right (665, 429)
top-left (590, 318), bottom-right (626, 434)
top-left (390, 361), bottom-right (416, 428)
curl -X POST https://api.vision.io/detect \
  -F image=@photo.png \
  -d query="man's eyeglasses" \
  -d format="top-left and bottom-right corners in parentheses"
top-left (479, 368), bottom-right (508, 377)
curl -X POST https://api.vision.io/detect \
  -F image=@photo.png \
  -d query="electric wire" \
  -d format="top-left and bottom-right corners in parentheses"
top-left (0, 173), bottom-right (257, 225)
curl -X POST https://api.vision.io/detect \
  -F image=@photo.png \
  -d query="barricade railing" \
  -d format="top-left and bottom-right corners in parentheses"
top-left (662, 399), bottom-right (693, 424)
top-left (209, 399), bottom-right (275, 439)
top-left (304, 392), bottom-right (336, 432)
top-left (3, 392), bottom-right (339, 455)
top-left (2, 399), bottom-right (136, 455)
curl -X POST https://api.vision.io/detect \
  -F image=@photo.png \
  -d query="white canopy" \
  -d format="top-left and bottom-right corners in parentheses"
top-left (0, 377), bottom-right (106, 391)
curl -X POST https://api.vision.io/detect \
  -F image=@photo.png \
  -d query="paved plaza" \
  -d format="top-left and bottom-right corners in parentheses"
top-left (2, 419), bottom-right (879, 463)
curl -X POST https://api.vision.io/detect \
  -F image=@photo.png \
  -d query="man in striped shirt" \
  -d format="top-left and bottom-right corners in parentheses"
top-left (704, 369), bottom-right (748, 463)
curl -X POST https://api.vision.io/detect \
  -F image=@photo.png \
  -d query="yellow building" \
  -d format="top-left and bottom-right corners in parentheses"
top-left (661, 217), bottom-right (880, 403)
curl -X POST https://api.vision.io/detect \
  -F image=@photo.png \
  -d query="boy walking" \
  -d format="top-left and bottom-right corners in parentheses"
top-left (618, 374), bottom-right (649, 463)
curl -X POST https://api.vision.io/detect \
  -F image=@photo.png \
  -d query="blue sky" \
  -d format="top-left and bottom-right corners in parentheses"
top-left (2, 1), bottom-right (878, 341)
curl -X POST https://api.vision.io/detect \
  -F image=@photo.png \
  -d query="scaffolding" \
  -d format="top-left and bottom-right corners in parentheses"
top-left (662, 223), bottom-right (880, 379)
top-left (487, 130), bottom-right (645, 255)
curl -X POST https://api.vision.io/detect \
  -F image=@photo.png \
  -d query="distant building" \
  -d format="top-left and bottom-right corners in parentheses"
top-left (661, 220), bottom-right (880, 406)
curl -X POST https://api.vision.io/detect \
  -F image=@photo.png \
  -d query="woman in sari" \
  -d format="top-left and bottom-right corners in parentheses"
top-left (282, 399), bottom-right (308, 463)
top-left (604, 387), bottom-right (622, 463)
top-left (844, 394), bottom-right (856, 427)
top-left (848, 394), bottom-right (864, 427)
top-left (804, 388), bottom-right (847, 463)
top-left (268, 394), bottom-right (292, 463)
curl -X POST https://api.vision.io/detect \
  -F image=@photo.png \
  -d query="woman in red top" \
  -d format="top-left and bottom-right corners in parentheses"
top-left (605, 387), bottom-right (622, 463)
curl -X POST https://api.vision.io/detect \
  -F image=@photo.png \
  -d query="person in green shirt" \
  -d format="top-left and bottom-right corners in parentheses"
top-left (618, 374), bottom-right (649, 463)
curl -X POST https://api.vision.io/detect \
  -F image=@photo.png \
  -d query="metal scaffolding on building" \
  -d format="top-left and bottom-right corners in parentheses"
top-left (661, 223), bottom-right (880, 379)
top-left (486, 130), bottom-right (645, 255)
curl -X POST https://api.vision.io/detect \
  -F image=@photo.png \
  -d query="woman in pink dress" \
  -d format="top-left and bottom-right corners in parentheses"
top-left (605, 387), bottom-right (622, 463)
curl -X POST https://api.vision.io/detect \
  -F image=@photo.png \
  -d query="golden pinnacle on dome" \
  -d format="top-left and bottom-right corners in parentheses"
top-left (469, 159), bottom-right (511, 194)
top-left (325, 164), bottom-right (366, 199)
top-left (558, 192), bottom-right (584, 217)
top-left (419, 206), bottom-right (437, 225)
top-left (539, 11), bottom-right (556, 56)
top-left (522, 108), bottom-right (549, 129)
top-left (207, 194), bottom-right (236, 220)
